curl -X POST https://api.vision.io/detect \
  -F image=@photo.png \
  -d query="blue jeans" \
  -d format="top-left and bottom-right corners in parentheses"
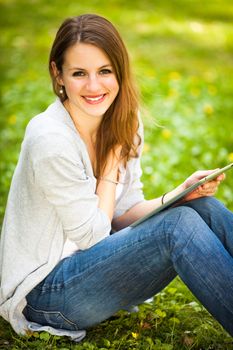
top-left (23, 197), bottom-right (233, 336)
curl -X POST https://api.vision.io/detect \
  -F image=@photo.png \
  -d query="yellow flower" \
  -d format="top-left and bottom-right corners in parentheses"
top-left (203, 103), bottom-right (214, 116)
top-left (161, 128), bottom-right (172, 139)
top-left (132, 332), bottom-right (139, 339)
top-left (190, 87), bottom-right (200, 97)
top-left (228, 153), bottom-right (233, 162)
top-left (143, 143), bottom-right (150, 154)
top-left (8, 115), bottom-right (17, 125)
top-left (168, 88), bottom-right (179, 98)
top-left (169, 71), bottom-right (181, 80)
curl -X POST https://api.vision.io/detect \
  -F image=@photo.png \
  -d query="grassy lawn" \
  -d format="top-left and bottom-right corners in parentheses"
top-left (1, 0), bottom-right (233, 348)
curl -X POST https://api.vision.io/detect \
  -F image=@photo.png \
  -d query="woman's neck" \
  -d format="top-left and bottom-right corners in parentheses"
top-left (64, 100), bottom-right (102, 143)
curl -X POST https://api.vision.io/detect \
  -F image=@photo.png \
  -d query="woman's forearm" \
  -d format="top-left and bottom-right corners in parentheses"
top-left (96, 147), bottom-right (122, 221)
top-left (96, 170), bottom-right (118, 221)
top-left (112, 167), bottom-right (225, 231)
top-left (112, 184), bottom-right (185, 231)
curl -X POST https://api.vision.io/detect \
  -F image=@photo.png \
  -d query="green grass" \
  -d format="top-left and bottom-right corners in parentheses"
top-left (1, 278), bottom-right (233, 349)
top-left (1, 0), bottom-right (233, 348)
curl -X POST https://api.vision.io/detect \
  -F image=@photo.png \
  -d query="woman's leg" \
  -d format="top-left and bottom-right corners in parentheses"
top-left (182, 196), bottom-right (233, 255)
top-left (24, 207), bottom-right (178, 330)
top-left (24, 203), bottom-right (233, 336)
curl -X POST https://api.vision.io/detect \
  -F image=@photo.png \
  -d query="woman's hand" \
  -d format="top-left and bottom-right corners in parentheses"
top-left (182, 169), bottom-right (225, 202)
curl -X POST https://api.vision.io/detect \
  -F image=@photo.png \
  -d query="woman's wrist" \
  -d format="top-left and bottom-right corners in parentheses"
top-left (99, 177), bottom-right (119, 185)
top-left (161, 184), bottom-right (187, 206)
top-left (101, 164), bottom-right (120, 184)
top-left (161, 192), bottom-right (167, 205)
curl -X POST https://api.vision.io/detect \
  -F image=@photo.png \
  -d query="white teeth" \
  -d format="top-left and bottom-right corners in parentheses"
top-left (85, 95), bottom-right (104, 102)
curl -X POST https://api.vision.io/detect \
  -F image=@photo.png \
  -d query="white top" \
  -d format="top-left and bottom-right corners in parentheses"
top-left (61, 179), bottom-right (125, 259)
top-left (0, 98), bottom-right (145, 335)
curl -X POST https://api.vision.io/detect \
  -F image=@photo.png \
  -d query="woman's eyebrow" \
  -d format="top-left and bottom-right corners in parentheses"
top-left (68, 67), bottom-right (85, 71)
top-left (68, 64), bottom-right (112, 71)
top-left (99, 64), bottom-right (112, 69)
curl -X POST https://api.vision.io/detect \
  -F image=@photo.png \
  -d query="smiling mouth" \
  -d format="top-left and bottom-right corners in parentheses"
top-left (82, 94), bottom-right (106, 104)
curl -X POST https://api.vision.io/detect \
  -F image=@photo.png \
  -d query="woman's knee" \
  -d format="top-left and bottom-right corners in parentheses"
top-left (141, 205), bottom-right (210, 256)
top-left (166, 205), bottom-right (202, 229)
top-left (184, 196), bottom-right (224, 213)
top-left (148, 205), bottom-right (199, 239)
top-left (165, 206), bottom-right (205, 246)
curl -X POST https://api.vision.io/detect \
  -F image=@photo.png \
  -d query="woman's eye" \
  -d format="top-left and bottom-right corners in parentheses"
top-left (73, 71), bottom-right (85, 77)
top-left (99, 69), bottom-right (112, 75)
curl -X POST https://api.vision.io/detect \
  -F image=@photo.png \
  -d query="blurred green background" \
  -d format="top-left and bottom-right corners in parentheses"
top-left (1, 0), bottom-right (233, 228)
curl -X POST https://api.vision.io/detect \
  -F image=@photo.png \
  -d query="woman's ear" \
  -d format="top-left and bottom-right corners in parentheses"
top-left (51, 61), bottom-right (64, 85)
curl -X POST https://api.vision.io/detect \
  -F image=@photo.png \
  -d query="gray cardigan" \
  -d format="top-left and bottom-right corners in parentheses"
top-left (0, 99), bottom-right (145, 335)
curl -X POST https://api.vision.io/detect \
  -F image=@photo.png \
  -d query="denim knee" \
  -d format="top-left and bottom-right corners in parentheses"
top-left (164, 206), bottom-right (205, 260)
top-left (165, 205), bottom-right (201, 233)
top-left (184, 196), bottom-right (225, 214)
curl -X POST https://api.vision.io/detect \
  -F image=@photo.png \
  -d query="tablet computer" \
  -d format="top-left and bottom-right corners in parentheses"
top-left (130, 163), bottom-right (233, 227)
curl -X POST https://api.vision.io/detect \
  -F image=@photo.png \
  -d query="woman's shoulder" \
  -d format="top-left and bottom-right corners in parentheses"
top-left (22, 100), bottom-right (83, 160)
top-left (25, 99), bottom-right (75, 137)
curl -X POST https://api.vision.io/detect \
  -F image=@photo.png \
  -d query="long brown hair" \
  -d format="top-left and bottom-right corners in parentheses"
top-left (49, 14), bottom-right (141, 178)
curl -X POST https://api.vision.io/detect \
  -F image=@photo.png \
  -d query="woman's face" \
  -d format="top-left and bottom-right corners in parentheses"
top-left (56, 43), bottom-right (119, 119)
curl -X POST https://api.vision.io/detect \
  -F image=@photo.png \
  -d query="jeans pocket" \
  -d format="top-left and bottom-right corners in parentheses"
top-left (24, 304), bottom-right (79, 331)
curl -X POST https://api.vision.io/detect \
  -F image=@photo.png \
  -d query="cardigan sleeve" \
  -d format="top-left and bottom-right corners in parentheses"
top-left (32, 135), bottom-right (111, 250)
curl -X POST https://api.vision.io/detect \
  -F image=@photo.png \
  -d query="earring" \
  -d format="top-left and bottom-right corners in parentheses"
top-left (59, 86), bottom-right (64, 95)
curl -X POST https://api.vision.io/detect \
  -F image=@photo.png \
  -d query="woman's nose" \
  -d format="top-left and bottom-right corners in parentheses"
top-left (86, 75), bottom-right (101, 92)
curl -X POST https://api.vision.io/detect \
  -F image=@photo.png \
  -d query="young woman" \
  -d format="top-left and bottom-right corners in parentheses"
top-left (1, 14), bottom-right (233, 341)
